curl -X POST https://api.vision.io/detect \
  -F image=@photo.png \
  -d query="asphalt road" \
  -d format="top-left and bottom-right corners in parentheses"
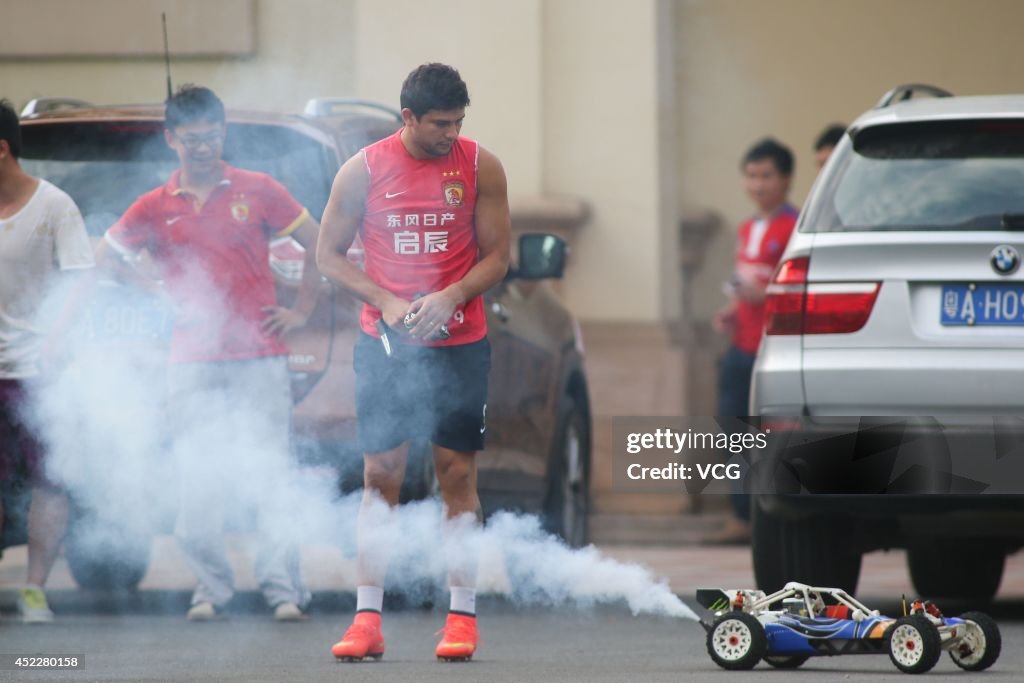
top-left (1, 594), bottom-right (1022, 682)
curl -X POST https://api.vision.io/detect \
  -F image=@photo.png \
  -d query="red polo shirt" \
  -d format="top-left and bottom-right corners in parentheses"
top-left (106, 163), bottom-right (308, 363)
top-left (733, 204), bottom-right (798, 354)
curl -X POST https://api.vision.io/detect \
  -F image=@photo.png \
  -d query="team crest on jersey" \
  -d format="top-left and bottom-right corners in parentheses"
top-left (230, 199), bottom-right (250, 223)
top-left (442, 180), bottom-right (465, 207)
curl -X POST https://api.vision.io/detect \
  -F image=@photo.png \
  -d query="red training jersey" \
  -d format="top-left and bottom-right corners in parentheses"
top-left (732, 204), bottom-right (798, 354)
top-left (106, 162), bottom-right (309, 363)
top-left (358, 130), bottom-right (486, 346)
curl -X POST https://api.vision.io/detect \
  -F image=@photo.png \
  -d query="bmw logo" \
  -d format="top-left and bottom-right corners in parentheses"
top-left (991, 245), bottom-right (1020, 276)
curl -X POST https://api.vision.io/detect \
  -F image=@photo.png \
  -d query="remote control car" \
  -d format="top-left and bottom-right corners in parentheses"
top-left (696, 582), bottom-right (1000, 674)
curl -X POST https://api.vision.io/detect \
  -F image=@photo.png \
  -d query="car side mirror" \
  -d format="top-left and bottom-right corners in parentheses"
top-left (510, 233), bottom-right (567, 281)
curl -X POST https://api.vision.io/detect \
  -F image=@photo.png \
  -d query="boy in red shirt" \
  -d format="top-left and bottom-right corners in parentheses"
top-left (709, 138), bottom-right (797, 544)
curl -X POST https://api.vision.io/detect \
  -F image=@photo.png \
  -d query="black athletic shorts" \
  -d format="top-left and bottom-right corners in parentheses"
top-left (353, 332), bottom-right (491, 454)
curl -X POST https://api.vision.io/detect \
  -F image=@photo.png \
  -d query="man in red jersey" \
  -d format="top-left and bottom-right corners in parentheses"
top-left (708, 138), bottom-right (798, 544)
top-left (99, 86), bottom-right (320, 621)
top-left (318, 63), bottom-right (510, 662)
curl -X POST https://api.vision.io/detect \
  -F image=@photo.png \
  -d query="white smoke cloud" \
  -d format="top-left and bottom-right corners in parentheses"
top-left (23, 255), bottom-right (696, 623)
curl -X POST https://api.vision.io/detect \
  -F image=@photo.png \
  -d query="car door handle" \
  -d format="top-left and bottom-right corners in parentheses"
top-left (491, 301), bottom-right (510, 322)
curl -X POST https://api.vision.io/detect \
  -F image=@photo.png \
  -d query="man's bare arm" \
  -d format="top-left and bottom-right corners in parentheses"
top-left (316, 152), bottom-right (409, 327)
top-left (405, 147), bottom-right (511, 339)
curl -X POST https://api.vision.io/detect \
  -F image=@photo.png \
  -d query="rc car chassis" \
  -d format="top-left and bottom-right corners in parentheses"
top-left (696, 582), bottom-right (1000, 674)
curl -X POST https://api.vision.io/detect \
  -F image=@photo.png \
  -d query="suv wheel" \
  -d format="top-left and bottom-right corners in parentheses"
top-left (908, 540), bottom-right (1005, 600)
top-left (65, 512), bottom-right (151, 591)
top-left (543, 399), bottom-right (590, 547)
top-left (752, 500), bottom-right (862, 593)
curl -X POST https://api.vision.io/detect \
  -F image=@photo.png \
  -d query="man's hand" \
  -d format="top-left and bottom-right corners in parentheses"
top-left (712, 306), bottom-right (736, 335)
top-left (734, 278), bottom-right (767, 303)
top-left (404, 289), bottom-right (461, 340)
top-left (261, 306), bottom-right (309, 336)
top-left (379, 294), bottom-right (413, 331)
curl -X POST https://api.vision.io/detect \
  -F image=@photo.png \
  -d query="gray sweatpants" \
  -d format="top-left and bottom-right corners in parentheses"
top-left (169, 357), bottom-right (310, 610)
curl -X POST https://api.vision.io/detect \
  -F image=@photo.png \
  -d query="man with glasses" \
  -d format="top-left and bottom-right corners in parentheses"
top-left (97, 85), bottom-right (321, 621)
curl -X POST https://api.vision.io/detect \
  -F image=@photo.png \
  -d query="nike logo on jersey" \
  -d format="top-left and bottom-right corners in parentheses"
top-left (385, 191), bottom-right (407, 199)
top-left (166, 215), bottom-right (187, 225)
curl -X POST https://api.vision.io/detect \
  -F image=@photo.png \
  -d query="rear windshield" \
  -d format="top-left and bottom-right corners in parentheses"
top-left (803, 120), bottom-right (1024, 232)
top-left (19, 121), bottom-right (335, 236)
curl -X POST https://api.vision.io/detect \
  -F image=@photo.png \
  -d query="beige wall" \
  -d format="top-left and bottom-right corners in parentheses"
top-left (678, 0), bottom-right (1024, 321)
top-left (352, 0), bottom-right (544, 198)
top-left (0, 0), bottom-right (356, 111)
top-left (1, 0), bottom-right (255, 58)
top-left (542, 0), bottom-right (675, 322)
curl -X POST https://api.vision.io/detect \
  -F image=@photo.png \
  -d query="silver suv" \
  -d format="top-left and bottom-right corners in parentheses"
top-left (750, 85), bottom-right (1024, 600)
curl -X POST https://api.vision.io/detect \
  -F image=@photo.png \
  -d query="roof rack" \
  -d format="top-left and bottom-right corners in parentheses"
top-left (20, 98), bottom-right (93, 117)
top-left (303, 98), bottom-right (401, 121)
top-left (875, 84), bottom-right (953, 109)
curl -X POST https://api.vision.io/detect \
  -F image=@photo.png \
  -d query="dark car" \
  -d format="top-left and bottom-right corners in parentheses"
top-left (2, 98), bottom-right (591, 589)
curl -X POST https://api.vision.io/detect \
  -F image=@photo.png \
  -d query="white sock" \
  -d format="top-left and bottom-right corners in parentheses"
top-left (449, 586), bottom-right (476, 616)
top-left (441, 510), bottom-right (481, 609)
top-left (356, 585), bottom-right (384, 614)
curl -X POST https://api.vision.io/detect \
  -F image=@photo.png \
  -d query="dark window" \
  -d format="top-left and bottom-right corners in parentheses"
top-left (803, 120), bottom-right (1024, 232)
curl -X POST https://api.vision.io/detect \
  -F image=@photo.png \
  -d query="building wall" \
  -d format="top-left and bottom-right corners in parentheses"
top-left (541, 0), bottom-right (673, 322)
top-left (352, 0), bottom-right (545, 198)
top-left (677, 0), bottom-right (1024, 321)
top-left (0, 0), bottom-right (357, 112)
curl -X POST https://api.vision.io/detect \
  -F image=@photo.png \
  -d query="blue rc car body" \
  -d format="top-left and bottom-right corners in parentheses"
top-left (697, 582), bottom-right (1000, 674)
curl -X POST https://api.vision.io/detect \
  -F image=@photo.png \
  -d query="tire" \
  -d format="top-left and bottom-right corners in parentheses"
top-left (65, 520), bottom-right (151, 591)
top-left (949, 611), bottom-right (1001, 672)
top-left (908, 541), bottom-right (1005, 600)
top-left (886, 615), bottom-right (942, 674)
top-left (542, 399), bottom-right (590, 547)
top-left (751, 499), bottom-right (862, 594)
top-left (764, 655), bottom-right (809, 669)
top-left (706, 612), bottom-right (767, 670)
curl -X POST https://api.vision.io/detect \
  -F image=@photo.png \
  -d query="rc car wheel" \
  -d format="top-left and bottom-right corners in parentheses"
top-left (764, 655), bottom-right (809, 669)
top-left (751, 499), bottom-right (862, 594)
top-left (949, 611), bottom-right (1001, 672)
top-left (886, 615), bottom-right (941, 674)
top-left (706, 612), bottom-right (767, 670)
top-left (908, 541), bottom-right (1004, 600)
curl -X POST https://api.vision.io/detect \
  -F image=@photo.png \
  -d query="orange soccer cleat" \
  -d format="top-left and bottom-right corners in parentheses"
top-left (435, 612), bottom-right (478, 662)
top-left (331, 611), bottom-right (385, 662)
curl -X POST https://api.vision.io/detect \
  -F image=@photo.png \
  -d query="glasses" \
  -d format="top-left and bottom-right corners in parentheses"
top-left (176, 131), bottom-right (225, 149)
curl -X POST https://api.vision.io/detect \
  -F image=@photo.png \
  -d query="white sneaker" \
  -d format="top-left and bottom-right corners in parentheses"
top-left (273, 602), bottom-right (306, 622)
top-left (17, 586), bottom-right (54, 624)
top-left (186, 602), bottom-right (220, 622)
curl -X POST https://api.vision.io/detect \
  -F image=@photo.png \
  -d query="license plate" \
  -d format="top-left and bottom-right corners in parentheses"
top-left (85, 286), bottom-right (172, 342)
top-left (941, 284), bottom-right (1024, 326)
top-left (87, 304), bottom-right (171, 341)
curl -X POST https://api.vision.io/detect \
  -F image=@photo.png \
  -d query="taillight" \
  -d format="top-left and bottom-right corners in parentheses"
top-left (804, 283), bottom-right (880, 334)
top-left (765, 256), bottom-right (880, 335)
top-left (765, 257), bottom-right (809, 335)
